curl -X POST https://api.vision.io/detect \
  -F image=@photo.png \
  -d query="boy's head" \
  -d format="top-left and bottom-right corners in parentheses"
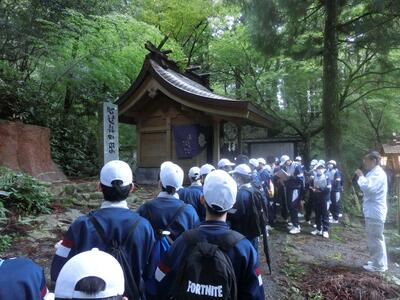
top-left (199, 164), bottom-right (216, 184)
top-left (159, 161), bottom-right (184, 195)
top-left (203, 170), bottom-right (237, 217)
top-left (54, 248), bottom-right (126, 300)
top-left (100, 160), bottom-right (133, 202)
top-left (231, 164), bottom-right (252, 185)
top-left (217, 158), bottom-right (235, 172)
top-left (188, 166), bottom-right (201, 182)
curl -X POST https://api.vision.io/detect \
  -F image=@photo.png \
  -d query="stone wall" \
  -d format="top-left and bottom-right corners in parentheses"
top-left (0, 121), bottom-right (66, 181)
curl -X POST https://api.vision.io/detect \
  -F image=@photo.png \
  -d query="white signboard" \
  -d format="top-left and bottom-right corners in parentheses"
top-left (102, 102), bottom-right (119, 164)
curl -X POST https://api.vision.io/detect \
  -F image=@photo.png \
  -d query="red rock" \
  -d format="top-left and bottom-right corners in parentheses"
top-left (0, 121), bottom-right (66, 182)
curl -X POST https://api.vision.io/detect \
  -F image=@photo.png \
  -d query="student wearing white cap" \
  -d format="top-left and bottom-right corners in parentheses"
top-left (137, 162), bottom-right (199, 299)
top-left (304, 159), bottom-right (319, 224)
top-left (199, 163), bottom-right (216, 185)
top-left (279, 155), bottom-right (304, 234)
top-left (156, 170), bottom-right (265, 300)
top-left (51, 160), bottom-right (155, 300)
top-left (53, 248), bottom-right (127, 300)
top-left (178, 166), bottom-right (206, 221)
top-left (228, 164), bottom-right (262, 250)
top-left (326, 160), bottom-right (343, 223)
top-left (310, 162), bottom-right (331, 238)
top-left (218, 158), bottom-right (236, 172)
top-left (257, 157), bottom-right (275, 227)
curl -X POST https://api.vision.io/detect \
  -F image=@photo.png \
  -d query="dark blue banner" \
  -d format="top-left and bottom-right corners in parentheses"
top-left (172, 124), bottom-right (209, 159)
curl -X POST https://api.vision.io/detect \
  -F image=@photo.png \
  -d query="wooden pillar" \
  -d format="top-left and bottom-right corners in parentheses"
top-left (237, 125), bottom-right (242, 153)
top-left (166, 116), bottom-right (172, 161)
top-left (395, 174), bottom-right (400, 234)
top-left (136, 122), bottom-right (141, 167)
top-left (213, 118), bottom-right (221, 166)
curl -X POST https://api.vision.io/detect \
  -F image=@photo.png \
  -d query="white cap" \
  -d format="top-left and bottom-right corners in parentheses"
top-left (257, 158), bottom-right (266, 165)
top-left (100, 160), bottom-right (132, 187)
top-left (310, 159), bottom-right (318, 167)
top-left (203, 170), bottom-right (237, 212)
top-left (318, 159), bottom-right (325, 166)
top-left (328, 160), bottom-right (336, 166)
top-left (54, 248), bottom-right (124, 299)
top-left (295, 156), bottom-right (302, 161)
top-left (188, 166), bottom-right (201, 180)
top-left (264, 164), bottom-right (272, 173)
top-left (280, 155), bottom-right (290, 166)
top-left (231, 164), bottom-right (252, 176)
top-left (160, 161), bottom-right (184, 189)
top-left (217, 158), bottom-right (235, 169)
top-left (200, 164), bottom-right (216, 176)
top-left (249, 158), bottom-right (259, 168)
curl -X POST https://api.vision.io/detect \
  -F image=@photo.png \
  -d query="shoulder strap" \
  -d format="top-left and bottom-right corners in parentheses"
top-left (164, 203), bottom-right (187, 232)
top-left (183, 229), bottom-right (203, 246)
top-left (210, 230), bottom-right (244, 252)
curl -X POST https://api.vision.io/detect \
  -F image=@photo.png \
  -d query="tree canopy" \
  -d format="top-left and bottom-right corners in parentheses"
top-left (1, 0), bottom-right (399, 176)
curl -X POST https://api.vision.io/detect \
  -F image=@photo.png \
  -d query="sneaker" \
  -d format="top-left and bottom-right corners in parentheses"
top-left (298, 213), bottom-right (304, 218)
top-left (338, 213), bottom-right (343, 218)
top-left (266, 225), bottom-right (273, 231)
top-left (313, 224), bottom-right (317, 228)
top-left (287, 222), bottom-right (293, 230)
top-left (289, 226), bottom-right (301, 234)
top-left (329, 219), bottom-right (339, 224)
top-left (306, 220), bottom-right (312, 225)
top-left (311, 229), bottom-right (322, 236)
top-left (363, 264), bottom-right (387, 273)
top-left (322, 231), bottom-right (329, 239)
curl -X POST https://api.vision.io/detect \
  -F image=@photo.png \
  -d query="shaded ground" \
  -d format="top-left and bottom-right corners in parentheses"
top-left (2, 181), bottom-right (400, 299)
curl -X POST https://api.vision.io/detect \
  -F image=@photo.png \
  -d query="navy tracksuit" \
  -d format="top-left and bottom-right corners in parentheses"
top-left (156, 221), bottom-right (265, 300)
top-left (137, 193), bottom-right (200, 240)
top-left (283, 163), bottom-right (303, 227)
top-left (312, 174), bottom-right (332, 232)
top-left (328, 169), bottom-right (343, 220)
top-left (0, 257), bottom-right (48, 300)
top-left (258, 168), bottom-right (275, 226)
top-left (50, 204), bottom-right (155, 300)
top-left (227, 184), bottom-right (259, 249)
top-left (178, 184), bottom-right (205, 221)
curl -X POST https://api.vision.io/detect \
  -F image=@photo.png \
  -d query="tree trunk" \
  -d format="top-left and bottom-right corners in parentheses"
top-left (322, 1), bottom-right (340, 161)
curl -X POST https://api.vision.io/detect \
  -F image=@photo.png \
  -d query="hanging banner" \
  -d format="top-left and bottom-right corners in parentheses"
top-left (172, 124), bottom-right (209, 159)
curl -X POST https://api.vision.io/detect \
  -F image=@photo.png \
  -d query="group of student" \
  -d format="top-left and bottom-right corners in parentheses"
top-left (266, 155), bottom-right (343, 239)
top-left (0, 153), bottom-right (343, 300)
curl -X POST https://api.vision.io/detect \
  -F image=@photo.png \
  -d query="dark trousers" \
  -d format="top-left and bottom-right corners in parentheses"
top-left (267, 197), bottom-right (276, 226)
top-left (288, 188), bottom-right (300, 227)
top-left (305, 190), bottom-right (314, 222)
top-left (314, 193), bottom-right (330, 232)
top-left (329, 191), bottom-right (341, 220)
top-left (278, 185), bottom-right (289, 220)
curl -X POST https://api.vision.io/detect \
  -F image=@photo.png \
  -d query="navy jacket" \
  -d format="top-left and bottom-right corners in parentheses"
top-left (137, 193), bottom-right (200, 240)
top-left (155, 221), bottom-right (265, 300)
top-left (227, 184), bottom-right (257, 239)
top-left (178, 185), bottom-right (205, 221)
top-left (0, 257), bottom-right (48, 300)
top-left (50, 203), bottom-right (155, 299)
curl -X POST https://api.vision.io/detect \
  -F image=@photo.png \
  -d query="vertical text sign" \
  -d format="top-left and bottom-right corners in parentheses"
top-left (103, 102), bottom-right (119, 164)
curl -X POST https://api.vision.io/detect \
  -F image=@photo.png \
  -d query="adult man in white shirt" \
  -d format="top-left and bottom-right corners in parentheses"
top-left (355, 151), bottom-right (388, 272)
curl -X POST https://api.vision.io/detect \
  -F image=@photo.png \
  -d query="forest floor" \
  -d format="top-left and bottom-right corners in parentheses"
top-left (2, 181), bottom-right (400, 299)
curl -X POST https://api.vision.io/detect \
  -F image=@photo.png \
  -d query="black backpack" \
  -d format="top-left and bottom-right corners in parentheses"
top-left (241, 187), bottom-right (268, 238)
top-left (90, 213), bottom-right (141, 300)
top-left (173, 229), bottom-right (244, 300)
top-left (240, 187), bottom-right (272, 274)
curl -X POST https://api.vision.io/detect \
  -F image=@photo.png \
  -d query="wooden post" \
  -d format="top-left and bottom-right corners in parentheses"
top-left (166, 116), bottom-right (172, 160)
top-left (213, 118), bottom-right (221, 166)
top-left (237, 125), bottom-right (242, 154)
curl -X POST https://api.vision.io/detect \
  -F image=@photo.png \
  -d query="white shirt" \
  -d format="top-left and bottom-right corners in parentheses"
top-left (358, 165), bottom-right (388, 222)
top-left (100, 200), bottom-right (129, 209)
top-left (157, 191), bottom-right (180, 199)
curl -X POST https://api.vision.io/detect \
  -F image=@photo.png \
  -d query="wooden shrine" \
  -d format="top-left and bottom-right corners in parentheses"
top-left (117, 42), bottom-right (276, 183)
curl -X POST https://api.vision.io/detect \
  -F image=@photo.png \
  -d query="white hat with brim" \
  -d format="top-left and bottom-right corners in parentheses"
top-left (100, 160), bottom-right (132, 187)
top-left (204, 170), bottom-right (237, 212)
top-left (218, 158), bottom-right (235, 169)
top-left (54, 248), bottom-right (124, 299)
top-left (160, 162), bottom-right (184, 189)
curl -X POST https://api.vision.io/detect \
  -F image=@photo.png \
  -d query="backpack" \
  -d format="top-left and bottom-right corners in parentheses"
top-left (144, 203), bottom-right (187, 296)
top-left (240, 187), bottom-right (268, 238)
top-left (240, 187), bottom-right (272, 274)
top-left (89, 214), bottom-right (141, 300)
top-left (173, 229), bottom-right (244, 300)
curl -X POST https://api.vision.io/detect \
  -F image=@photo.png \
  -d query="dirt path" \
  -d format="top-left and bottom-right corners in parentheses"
top-left (2, 183), bottom-right (400, 299)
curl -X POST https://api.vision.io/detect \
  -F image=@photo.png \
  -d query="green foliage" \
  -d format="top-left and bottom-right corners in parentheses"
top-left (0, 167), bottom-right (52, 215)
top-left (0, 234), bottom-right (13, 253)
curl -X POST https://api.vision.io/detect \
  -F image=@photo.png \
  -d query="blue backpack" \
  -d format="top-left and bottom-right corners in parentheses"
top-left (144, 203), bottom-right (187, 297)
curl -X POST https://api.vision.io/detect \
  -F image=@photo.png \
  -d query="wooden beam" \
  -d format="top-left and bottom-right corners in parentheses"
top-left (136, 123), bottom-right (141, 167)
